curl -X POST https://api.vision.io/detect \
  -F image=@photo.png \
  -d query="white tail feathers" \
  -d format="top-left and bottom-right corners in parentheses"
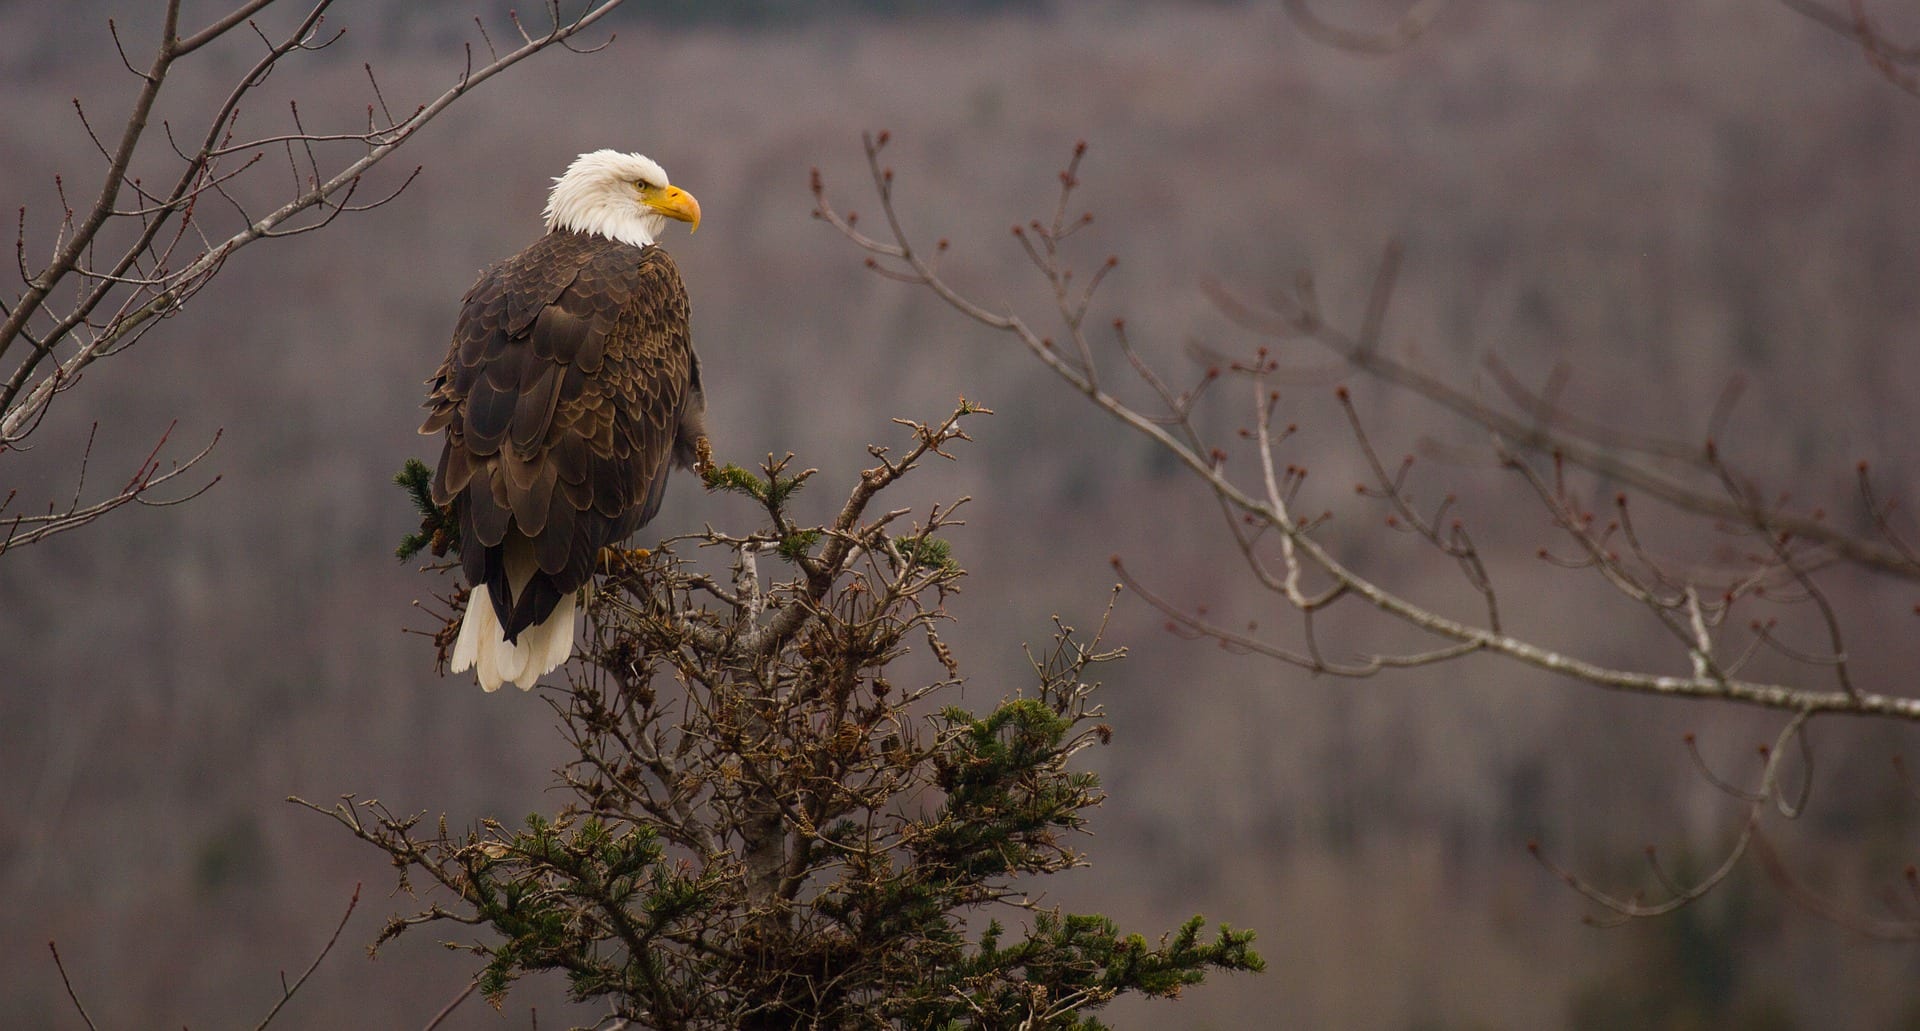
top-left (449, 543), bottom-right (578, 692)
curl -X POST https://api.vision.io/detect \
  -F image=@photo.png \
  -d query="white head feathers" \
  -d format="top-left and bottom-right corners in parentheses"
top-left (543, 150), bottom-right (688, 249)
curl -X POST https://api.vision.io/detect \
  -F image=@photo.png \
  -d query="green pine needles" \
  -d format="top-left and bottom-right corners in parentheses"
top-left (393, 457), bottom-right (458, 561)
top-left (322, 403), bottom-right (1259, 1028)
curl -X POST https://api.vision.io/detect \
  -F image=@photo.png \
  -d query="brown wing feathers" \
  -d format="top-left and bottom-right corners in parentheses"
top-left (423, 231), bottom-right (695, 641)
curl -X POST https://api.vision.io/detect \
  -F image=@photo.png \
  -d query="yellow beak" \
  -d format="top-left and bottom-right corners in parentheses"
top-left (641, 183), bottom-right (701, 234)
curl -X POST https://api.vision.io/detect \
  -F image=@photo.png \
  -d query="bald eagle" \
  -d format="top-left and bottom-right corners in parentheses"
top-left (421, 150), bottom-right (706, 692)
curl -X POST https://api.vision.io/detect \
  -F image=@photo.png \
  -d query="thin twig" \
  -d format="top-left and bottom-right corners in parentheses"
top-left (253, 883), bottom-right (361, 1030)
top-left (422, 979), bottom-right (481, 1031)
top-left (48, 942), bottom-right (100, 1031)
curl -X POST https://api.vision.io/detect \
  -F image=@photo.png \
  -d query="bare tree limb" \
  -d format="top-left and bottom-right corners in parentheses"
top-left (2, 0), bottom-right (635, 559)
top-left (815, 136), bottom-right (1920, 722)
top-left (421, 979), bottom-right (481, 1031)
top-left (47, 941), bottom-right (99, 1031)
top-left (253, 883), bottom-right (360, 1030)
top-left (1205, 269), bottom-right (1920, 583)
top-left (1776, 0), bottom-right (1920, 65)
top-left (0, 424), bottom-right (221, 557)
top-left (1281, 0), bottom-right (1452, 56)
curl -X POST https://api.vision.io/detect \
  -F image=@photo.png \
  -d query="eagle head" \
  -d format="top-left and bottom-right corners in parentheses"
top-left (543, 150), bottom-right (702, 249)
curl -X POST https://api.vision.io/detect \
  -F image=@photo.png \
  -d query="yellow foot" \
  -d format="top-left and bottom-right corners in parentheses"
top-left (600, 547), bottom-right (653, 577)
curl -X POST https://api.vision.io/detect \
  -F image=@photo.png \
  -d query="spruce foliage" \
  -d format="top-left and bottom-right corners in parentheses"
top-left (316, 404), bottom-right (1260, 1028)
top-left (393, 458), bottom-right (458, 561)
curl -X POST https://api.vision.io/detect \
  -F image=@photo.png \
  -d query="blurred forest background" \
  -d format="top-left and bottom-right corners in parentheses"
top-left (4, 0), bottom-right (1920, 1026)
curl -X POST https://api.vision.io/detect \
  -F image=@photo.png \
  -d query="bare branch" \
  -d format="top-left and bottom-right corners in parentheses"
top-left (1207, 273), bottom-right (1920, 582)
top-left (253, 883), bottom-right (360, 1030)
top-left (421, 980), bottom-right (481, 1031)
top-left (1776, 0), bottom-right (1920, 65)
top-left (177, 0), bottom-right (284, 56)
top-left (816, 135), bottom-right (1920, 723)
top-left (2, 1), bottom-right (638, 557)
top-left (0, 425), bottom-right (221, 557)
top-left (47, 941), bottom-right (99, 1031)
top-left (1282, 0), bottom-right (1452, 56)
top-left (1529, 714), bottom-right (1812, 923)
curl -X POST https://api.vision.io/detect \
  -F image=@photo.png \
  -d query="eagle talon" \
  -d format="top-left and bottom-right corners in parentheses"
top-left (600, 547), bottom-right (654, 577)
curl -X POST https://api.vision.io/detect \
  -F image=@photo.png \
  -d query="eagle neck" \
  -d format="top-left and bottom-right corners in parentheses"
top-left (542, 193), bottom-right (663, 250)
